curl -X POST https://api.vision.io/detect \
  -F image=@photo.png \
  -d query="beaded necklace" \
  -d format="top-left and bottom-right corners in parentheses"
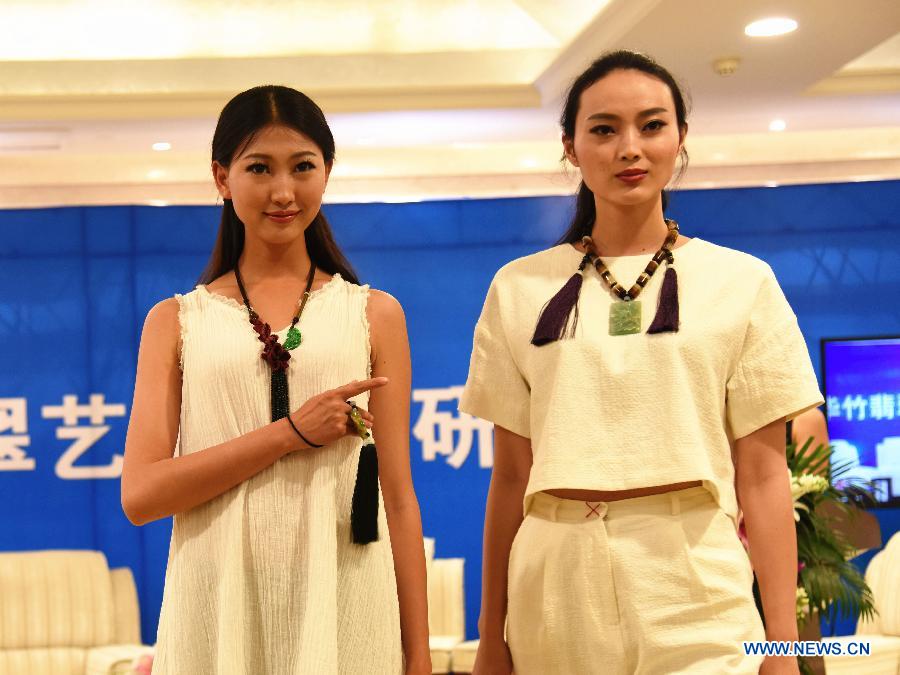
top-left (531, 219), bottom-right (681, 345)
top-left (234, 263), bottom-right (317, 422)
top-left (583, 219), bottom-right (679, 336)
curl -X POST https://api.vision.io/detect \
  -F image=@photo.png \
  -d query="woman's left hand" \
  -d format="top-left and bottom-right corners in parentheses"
top-left (759, 655), bottom-right (800, 674)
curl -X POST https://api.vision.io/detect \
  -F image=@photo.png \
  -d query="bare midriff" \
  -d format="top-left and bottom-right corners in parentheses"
top-left (543, 480), bottom-right (703, 502)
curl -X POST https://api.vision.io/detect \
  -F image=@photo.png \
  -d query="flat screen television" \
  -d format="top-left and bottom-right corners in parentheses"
top-left (822, 336), bottom-right (900, 507)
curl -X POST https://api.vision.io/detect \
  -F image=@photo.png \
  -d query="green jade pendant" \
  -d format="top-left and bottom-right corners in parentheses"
top-left (283, 326), bottom-right (303, 350)
top-left (609, 298), bottom-right (642, 336)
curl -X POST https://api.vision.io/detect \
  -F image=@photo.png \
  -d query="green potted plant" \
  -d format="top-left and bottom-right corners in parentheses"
top-left (787, 438), bottom-right (878, 675)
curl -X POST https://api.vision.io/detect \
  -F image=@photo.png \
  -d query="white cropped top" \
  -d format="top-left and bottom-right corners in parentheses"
top-left (459, 239), bottom-right (824, 521)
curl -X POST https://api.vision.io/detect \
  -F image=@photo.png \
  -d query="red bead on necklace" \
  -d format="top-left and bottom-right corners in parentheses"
top-left (234, 263), bottom-right (317, 421)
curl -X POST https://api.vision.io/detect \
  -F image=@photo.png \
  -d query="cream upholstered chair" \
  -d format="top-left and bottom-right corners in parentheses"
top-left (449, 639), bottom-right (480, 674)
top-left (0, 550), bottom-right (153, 675)
top-left (423, 536), bottom-right (481, 674)
top-left (822, 531), bottom-right (900, 675)
top-left (425, 537), bottom-right (467, 674)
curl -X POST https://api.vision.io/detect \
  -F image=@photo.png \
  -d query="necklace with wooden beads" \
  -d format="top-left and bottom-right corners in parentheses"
top-left (531, 219), bottom-right (681, 346)
top-left (234, 263), bottom-right (316, 422)
top-left (582, 219), bottom-right (679, 336)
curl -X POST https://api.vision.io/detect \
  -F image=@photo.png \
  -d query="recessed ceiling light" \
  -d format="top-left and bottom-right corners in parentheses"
top-left (769, 119), bottom-right (787, 132)
top-left (745, 17), bottom-right (798, 37)
top-left (152, 142), bottom-right (171, 151)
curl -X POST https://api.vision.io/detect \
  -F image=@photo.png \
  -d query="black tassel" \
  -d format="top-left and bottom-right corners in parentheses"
top-left (351, 442), bottom-right (380, 544)
top-left (647, 265), bottom-right (679, 334)
top-left (270, 369), bottom-right (290, 422)
top-left (531, 254), bottom-right (591, 346)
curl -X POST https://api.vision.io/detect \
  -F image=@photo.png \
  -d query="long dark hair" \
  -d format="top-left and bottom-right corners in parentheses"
top-left (557, 50), bottom-right (690, 244)
top-left (199, 85), bottom-right (359, 285)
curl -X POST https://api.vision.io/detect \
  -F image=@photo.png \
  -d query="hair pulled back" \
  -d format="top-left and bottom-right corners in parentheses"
top-left (558, 50), bottom-right (690, 244)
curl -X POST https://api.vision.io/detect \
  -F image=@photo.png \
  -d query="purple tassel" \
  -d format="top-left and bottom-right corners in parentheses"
top-left (531, 255), bottom-right (590, 346)
top-left (648, 266), bottom-right (679, 334)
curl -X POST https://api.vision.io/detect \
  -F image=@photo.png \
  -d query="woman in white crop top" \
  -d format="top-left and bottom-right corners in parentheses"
top-left (461, 51), bottom-right (822, 675)
top-left (120, 86), bottom-right (430, 674)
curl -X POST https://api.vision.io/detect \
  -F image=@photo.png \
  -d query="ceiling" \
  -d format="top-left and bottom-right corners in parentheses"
top-left (1, 0), bottom-right (899, 207)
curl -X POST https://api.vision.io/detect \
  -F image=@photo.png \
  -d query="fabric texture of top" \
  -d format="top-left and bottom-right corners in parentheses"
top-left (153, 274), bottom-right (402, 675)
top-left (460, 239), bottom-right (824, 522)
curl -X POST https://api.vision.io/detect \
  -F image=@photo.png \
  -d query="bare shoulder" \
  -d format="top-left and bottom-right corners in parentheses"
top-left (204, 274), bottom-right (227, 292)
top-left (144, 297), bottom-right (180, 333)
top-left (141, 297), bottom-right (181, 357)
top-left (365, 289), bottom-right (408, 366)
top-left (366, 288), bottom-right (406, 327)
top-left (204, 271), bottom-right (238, 300)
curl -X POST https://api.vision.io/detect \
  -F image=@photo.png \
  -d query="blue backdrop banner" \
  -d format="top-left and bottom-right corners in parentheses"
top-left (2, 180), bottom-right (899, 643)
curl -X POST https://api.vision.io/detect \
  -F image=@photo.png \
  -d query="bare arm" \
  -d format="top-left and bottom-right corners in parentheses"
top-left (736, 418), bottom-right (800, 671)
top-left (792, 408), bottom-right (830, 476)
top-left (366, 290), bottom-right (430, 674)
top-left (473, 425), bottom-right (532, 675)
top-left (121, 298), bottom-right (384, 526)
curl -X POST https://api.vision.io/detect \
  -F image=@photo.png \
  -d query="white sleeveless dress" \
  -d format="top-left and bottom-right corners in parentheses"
top-left (153, 274), bottom-right (403, 675)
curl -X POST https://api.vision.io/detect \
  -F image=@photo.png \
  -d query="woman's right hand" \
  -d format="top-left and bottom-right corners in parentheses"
top-left (287, 377), bottom-right (388, 450)
top-left (472, 637), bottom-right (514, 675)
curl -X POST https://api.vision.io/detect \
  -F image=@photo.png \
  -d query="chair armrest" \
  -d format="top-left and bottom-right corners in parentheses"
top-left (428, 635), bottom-right (461, 674)
top-left (450, 639), bottom-right (480, 674)
top-left (109, 568), bottom-right (142, 645)
top-left (85, 644), bottom-right (154, 675)
top-left (427, 558), bottom-right (465, 642)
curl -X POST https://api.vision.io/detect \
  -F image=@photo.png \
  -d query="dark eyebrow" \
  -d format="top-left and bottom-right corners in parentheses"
top-left (241, 151), bottom-right (317, 160)
top-left (586, 107), bottom-right (669, 121)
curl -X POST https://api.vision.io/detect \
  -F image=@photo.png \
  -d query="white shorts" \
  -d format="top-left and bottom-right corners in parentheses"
top-left (507, 487), bottom-right (766, 674)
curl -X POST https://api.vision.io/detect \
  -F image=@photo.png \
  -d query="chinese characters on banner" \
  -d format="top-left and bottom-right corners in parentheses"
top-left (0, 398), bottom-right (33, 471)
top-left (827, 394), bottom-right (898, 422)
top-left (1, 386), bottom-right (495, 479)
top-left (413, 385), bottom-right (493, 469)
top-left (1, 394), bottom-right (125, 478)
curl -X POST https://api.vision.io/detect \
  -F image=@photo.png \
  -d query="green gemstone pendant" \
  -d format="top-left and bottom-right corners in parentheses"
top-left (609, 300), bottom-right (642, 336)
top-left (283, 326), bottom-right (303, 350)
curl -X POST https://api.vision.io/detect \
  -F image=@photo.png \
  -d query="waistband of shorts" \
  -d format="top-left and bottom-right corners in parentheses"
top-left (526, 486), bottom-right (714, 523)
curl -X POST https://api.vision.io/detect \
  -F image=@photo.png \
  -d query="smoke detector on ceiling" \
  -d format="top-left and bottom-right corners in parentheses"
top-left (713, 57), bottom-right (741, 76)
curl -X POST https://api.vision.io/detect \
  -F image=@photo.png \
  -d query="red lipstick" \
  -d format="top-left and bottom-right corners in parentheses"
top-left (616, 169), bottom-right (648, 183)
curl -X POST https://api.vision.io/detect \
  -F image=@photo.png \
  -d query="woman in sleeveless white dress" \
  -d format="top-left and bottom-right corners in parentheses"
top-left (121, 86), bottom-right (431, 674)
